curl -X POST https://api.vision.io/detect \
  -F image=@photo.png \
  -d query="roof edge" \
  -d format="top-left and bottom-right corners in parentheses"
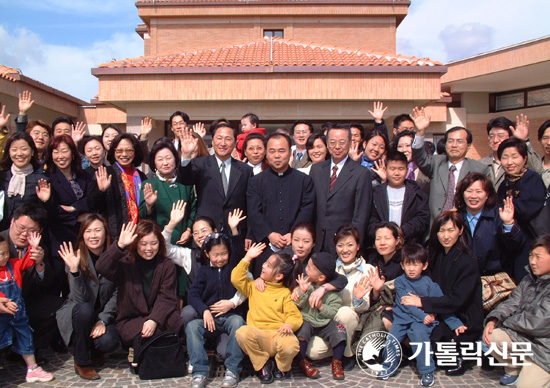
top-left (92, 65), bottom-right (447, 76)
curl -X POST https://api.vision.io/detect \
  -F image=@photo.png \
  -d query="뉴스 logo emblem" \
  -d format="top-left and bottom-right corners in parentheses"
top-left (356, 331), bottom-right (402, 378)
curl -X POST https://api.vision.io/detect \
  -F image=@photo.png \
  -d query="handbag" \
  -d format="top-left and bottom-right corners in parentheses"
top-left (481, 272), bottom-right (516, 313)
top-left (133, 331), bottom-right (187, 380)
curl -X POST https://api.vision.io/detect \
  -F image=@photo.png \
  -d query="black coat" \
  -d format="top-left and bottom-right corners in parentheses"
top-left (247, 167), bottom-right (315, 243)
top-left (45, 168), bottom-right (99, 256)
top-left (421, 245), bottom-right (483, 342)
top-left (367, 180), bottom-right (429, 243)
top-left (497, 168), bottom-right (546, 280)
top-left (0, 169), bottom-right (48, 230)
top-left (104, 165), bottom-right (148, 240)
top-left (310, 158), bottom-right (372, 256)
top-left (178, 155), bottom-right (253, 234)
top-left (458, 207), bottom-right (526, 276)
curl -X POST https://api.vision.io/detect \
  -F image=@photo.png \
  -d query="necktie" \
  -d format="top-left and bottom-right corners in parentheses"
top-left (220, 162), bottom-right (228, 196)
top-left (330, 165), bottom-right (338, 191)
top-left (442, 164), bottom-right (457, 212)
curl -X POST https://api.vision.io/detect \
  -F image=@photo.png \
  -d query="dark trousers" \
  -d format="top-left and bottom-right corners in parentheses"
top-left (72, 303), bottom-right (119, 365)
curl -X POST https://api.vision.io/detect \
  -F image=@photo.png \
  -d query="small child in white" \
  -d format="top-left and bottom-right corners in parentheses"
top-left (379, 243), bottom-right (466, 387)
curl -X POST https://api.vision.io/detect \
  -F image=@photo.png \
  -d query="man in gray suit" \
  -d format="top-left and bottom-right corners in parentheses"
top-left (410, 108), bottom-right (490, 221)
top-left (310, 124), bottom-right (372, 256)
top-left (478, 115), bottom-right (542, 191)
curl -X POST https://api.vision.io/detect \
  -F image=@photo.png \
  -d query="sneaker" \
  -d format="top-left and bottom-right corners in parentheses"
top-left (500, 373), bottom-right (519, 386)
top-left (376, 371), bottom-right (389, 380)
top-left (190, 374), bottom-right (208, 388)
top-left (26, 366), bottom-right (54, 383)
top-left (421, 372), bottom-right (435, 387)
top-left (188, 363), bottom-right (193, 374)
top-left (221, 370), bottom-right (239, 387)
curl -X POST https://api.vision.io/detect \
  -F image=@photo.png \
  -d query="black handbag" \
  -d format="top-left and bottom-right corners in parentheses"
top-left (133, 331), bottom-right (187, 380)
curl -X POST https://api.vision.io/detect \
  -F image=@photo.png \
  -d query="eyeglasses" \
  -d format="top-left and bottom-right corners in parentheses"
top-left (115, 148), bottom-right (135, 155)
top-left (488, 134), bottom-right (508, 141)
top-left (446, 139), bottom-right (467, 145)
top-left (541, 136), bottom-right (550, 142)
top-left (14, 222), bottom-right (38, 235)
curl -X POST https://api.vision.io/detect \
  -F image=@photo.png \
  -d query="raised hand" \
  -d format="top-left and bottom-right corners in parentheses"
top-left (140, 117), bottom-right (153, 139)
top-left (27, 231), bottom-right (42, 250)
top-left (192, 122), bottom-right (206, 138)
top-left (228, 208), bottom-right (246, 235)
top-left (95, 165), bottom-right (112, 192)
top-left (368, 101), bottom-right (388, 123)
top-left (296, 273), bottom-right (311, 294)
top-left (35, 179), bottom-right (51, 202)
top-left (71, 122), bottom-right (87, 144)
top-left (118, 222), bottom-right (137, 249)
top-left (348, 141), bottom-right (364, 161)
top-left (143, 183), bottom-right (158, 211)
top-left (353, 275), bottom-right (373, 300)
top-left (58, 241), bottom-right (80, 273)
top-left (18, 91), bottom-right (34, 115)
top-left (0, 105), bottom-right (10, 128)
top-left (169, 200), bottom-right (187, 225)
top-left (372, 158), bottom-right (387, 182)
top-left (366, 266), bottom-right (386, 291)
top-left (410, 107), bottom-right (431, 136)
top-left (499, 196), bottom-right (515, 225)
top-left (179, 127), bottom-right (198, 159)
top-left (512, 113), bottom-right (530, 140)
top-left (243, 242), bottom-right (266, 262)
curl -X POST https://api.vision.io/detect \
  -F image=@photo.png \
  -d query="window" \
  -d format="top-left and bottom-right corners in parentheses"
top-left (491, 85), bottom-right (550, 112)
top-left (264, 30), bottom-right (284, 38)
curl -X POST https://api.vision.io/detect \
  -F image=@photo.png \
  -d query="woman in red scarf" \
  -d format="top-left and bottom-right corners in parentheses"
top-left (104, 134), bottom-right (147, 239)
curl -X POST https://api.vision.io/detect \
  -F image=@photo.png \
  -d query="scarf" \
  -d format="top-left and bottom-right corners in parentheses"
top-left (155, 169), bottom-right (177, 188)
top-left (360, 155), bottom-right (375, 170)
top-left (406, 161), bottom-right (417, 180)
top-left (7, 164), bottom-right (34, 198)
top-left (338, 256), bottom-right (365, 275)
top-left (505, 165), bottom-right (528, 184)
top-left (117, 162), bottom-right (142, 224)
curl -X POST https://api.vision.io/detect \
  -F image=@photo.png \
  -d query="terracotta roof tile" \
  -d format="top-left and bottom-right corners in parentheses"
top-left (99, 38), bottom-right (442, 69)
top-left (0, 65), bottom-right (20, 82)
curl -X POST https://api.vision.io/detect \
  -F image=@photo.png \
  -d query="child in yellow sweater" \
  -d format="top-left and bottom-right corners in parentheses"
top-left (231, 243), bottom-right (303, 384)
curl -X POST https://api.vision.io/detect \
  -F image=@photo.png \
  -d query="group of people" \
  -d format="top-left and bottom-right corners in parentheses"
top-left (0, 92), bottom-right (548, 388)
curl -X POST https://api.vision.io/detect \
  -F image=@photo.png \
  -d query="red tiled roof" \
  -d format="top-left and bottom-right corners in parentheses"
top-left (99, 38), bottom-right (442, 69)
top-left (0, 65), bottom-right (20, 82)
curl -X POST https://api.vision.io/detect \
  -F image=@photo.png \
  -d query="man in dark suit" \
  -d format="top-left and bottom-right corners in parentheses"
top-left (247, 132), bottom-right (315, 277)
top-left (410, 107), bottom-right (490, 221)
top-left (310, 124), bottom-right (372, 256)
top-left (178, 124), bottom-right (253, 235)
top-left (367, 150), bottom-right (429, 243)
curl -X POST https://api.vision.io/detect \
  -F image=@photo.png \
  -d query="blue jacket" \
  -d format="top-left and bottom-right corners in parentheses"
top-left (187, 234), bottom-right (245, 317)
top-left (459, 207), bottom-right (525, 276)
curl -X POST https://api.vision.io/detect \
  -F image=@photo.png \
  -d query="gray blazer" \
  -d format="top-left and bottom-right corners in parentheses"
top-left (310, 157), bottom-right (372, 256)
top-left (412, 146), bottom-right (490, 220)
top-left (56, 254), bottom-right (117, 346)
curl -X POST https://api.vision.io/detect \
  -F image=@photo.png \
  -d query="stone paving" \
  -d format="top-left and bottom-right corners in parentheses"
top-left (0, 348), bottom-right (505, 388)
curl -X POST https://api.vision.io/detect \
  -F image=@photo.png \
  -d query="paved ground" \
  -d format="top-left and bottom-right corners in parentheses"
top-left (0, 348), bottom-right (505, 388)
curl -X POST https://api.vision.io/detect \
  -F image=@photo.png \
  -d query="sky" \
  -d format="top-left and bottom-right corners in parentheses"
top-left (0, 0), bottom-right (549, 102)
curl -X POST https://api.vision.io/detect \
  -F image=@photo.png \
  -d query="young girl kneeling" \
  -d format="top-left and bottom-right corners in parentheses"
top-left (231, 243), bottom-right (303, 384)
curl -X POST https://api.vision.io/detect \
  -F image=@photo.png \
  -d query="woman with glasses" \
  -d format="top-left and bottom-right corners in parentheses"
top-left (104, 133), bottom-right (147, 239)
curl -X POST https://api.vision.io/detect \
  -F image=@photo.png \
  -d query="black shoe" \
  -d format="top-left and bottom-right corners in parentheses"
top-left (50, 338), bottom-right (68, 354)
top-left (342, 356), bottom-right (355, 371)
top-left (273, 364), bottom-right (291, 380)
top-left (258, 359), bottom-right (274, 384)
top-left (445, 357), bottom-right (466, 376)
